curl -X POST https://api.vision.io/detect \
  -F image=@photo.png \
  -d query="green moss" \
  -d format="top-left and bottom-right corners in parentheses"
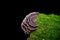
top-left (29, 13), bottom-right (60, 40)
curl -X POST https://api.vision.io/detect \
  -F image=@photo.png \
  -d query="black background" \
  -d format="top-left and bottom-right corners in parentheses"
top-left (16, 1), bottom-right (60, 40)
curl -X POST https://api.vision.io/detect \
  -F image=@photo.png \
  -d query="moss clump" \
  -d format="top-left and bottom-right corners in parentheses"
top-left (29, 13), bottom-right (60, 40)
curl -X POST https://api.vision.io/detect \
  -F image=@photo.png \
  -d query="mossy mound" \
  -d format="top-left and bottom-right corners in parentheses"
top-left (29, 13), bottom-right (60, 40)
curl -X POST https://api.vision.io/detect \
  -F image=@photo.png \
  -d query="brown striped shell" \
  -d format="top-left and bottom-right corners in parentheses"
top-left (21, 12), bottom-right (39, 34)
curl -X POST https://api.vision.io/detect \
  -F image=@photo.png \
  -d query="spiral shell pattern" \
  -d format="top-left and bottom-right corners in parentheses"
top-left (21, 12), bottom-right (39, 34)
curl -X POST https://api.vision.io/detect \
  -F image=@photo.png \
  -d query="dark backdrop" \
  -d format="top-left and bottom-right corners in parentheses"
top-left (16, 1), bottom-right (60, 40)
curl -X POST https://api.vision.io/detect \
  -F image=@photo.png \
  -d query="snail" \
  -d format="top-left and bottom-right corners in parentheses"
top-left (21, 12), bottom-right (39, 34)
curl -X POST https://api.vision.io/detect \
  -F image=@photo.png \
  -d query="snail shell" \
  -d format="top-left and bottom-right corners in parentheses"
top-left (21, 12), bottom-right (39, 34)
